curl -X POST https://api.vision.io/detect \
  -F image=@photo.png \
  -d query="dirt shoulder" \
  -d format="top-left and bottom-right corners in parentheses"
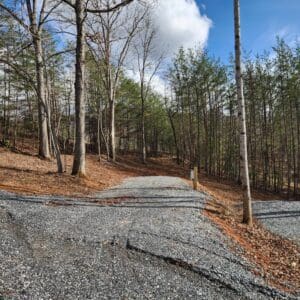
top-left (200, 179), bottom-right (300, 294)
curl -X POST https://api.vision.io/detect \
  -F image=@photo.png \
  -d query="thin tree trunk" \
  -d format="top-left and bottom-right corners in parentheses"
top-left (109, 99), bottom-right (116, 161)
top-left (167, 107), bottom-right (180, 165)
top-left (33, 34), bottom-right (51, 159)
top-left (141, 91), bottom-right (146, 164)
top-left (47, 113), bottom-right (63, 173)
top-left (45, 71), bottom-right (63, 173)
top-left (97, 105), bottom-right (102, 162)
top-left (234, 0), bottom-right (252, 225)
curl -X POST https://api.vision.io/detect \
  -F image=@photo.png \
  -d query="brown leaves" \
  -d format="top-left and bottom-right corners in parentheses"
top-left (205, 202), bottom-right (300, 293)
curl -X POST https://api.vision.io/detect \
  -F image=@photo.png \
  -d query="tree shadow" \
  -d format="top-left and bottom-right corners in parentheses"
top-left (254, 210), bottom-right (300, 219)
top-left (0, 195), bottom-right (205, 210)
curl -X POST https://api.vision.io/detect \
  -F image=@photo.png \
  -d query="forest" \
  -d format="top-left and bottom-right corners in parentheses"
top-left (0, 1), bottom-right (300, 298)
top-left (0, 0), bottom-right (299, 200)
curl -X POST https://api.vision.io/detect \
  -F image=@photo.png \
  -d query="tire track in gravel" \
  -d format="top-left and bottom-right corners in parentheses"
top-left (0, 176), bottom-right (298, 299)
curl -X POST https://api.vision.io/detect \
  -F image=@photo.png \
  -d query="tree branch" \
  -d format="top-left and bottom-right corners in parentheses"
top-left (86, 0), bottom-right (134, 13)
top-left (0, 58), bottom-right (37, 93)
top-left (61, 0), bottom-right (134, 13)
top-left (61, 0), bottom-right (75, 9)
top-left (39, 0), bottom-right (63, 28)
top-left (0, 3), bottom-right (31, 32)
top-left (46, 48), bottom-right (76, 61)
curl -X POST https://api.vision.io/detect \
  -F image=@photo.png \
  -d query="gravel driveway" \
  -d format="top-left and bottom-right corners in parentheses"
top-left (0, 176), bottom-right (298, 299)
top-left (253, 200), bottom-right (300, 246)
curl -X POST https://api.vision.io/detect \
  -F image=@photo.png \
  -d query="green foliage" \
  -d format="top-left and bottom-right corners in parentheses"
top-left (166, 42), bottom-right (300, 197)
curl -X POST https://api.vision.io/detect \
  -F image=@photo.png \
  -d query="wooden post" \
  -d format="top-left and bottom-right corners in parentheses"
top-left (193, 166), bottom-right (198, 190)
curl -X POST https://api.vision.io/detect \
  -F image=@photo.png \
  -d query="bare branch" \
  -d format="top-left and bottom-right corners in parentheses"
top-left (61, 0), bottom-right (76, 9)
top-left (39, 0), bottom-right (63, 28)
top-left (0, 3), bottom-right (31, 32)
top-left (86, 0), bottom-right (134, 13)
top-left (46, 48), bottom-right (76, 61)
top-left (61, 0), bottom-right (134, 13)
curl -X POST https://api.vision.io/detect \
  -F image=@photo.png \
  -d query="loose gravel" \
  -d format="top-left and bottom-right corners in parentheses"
top-left (253, 200), bottom-right (300, 246)
top-left (0, 176), bottom-right (298, 299)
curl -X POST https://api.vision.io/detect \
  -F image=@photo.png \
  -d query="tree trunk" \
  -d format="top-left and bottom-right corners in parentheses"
top-left (97, 104), bottom-right (102, 162)
top-left (44, 69), bottom-right (63, 173)
top-left (33, 34), bottom-right (51, 159)
top-left (47, 113), bottom-right (63, 173)
top-left (109, 99), bottom-right (116, 161)
top-left (167, 108), bottom-right (180, 165)
top-left (234, 0), bottom-right (253, 225)
top-left (72, 0), bottom-right (86, 176)
top-left (141, 93), bottom-right (146, 164)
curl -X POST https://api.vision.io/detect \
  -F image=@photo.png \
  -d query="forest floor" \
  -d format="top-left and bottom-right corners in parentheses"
top-left (0, 145), bottom-right (188, 197)
top-left (0, 143), bottom-right (299, 296)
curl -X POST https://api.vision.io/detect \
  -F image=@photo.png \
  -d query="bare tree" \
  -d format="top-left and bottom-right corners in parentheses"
top-left (234, 0), bottom-right (253, 225)
top-left (61, 0), bottom-right (134, 175)
top-left (134, 14), bottom-right (163, 163)
top-left (86, 0), bottom-right (146, 162)
top-left (0, 0), bottom-right (65, 174)
top-left (0, 0), bottom-right (62, 159)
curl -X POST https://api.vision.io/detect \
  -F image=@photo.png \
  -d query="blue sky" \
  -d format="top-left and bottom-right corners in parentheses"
top-left (197, 0), bottom-right (300, 63)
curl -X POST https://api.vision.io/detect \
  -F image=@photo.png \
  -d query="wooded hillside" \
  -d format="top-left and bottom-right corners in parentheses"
top-left (0, 0), bottom-right (299, 198)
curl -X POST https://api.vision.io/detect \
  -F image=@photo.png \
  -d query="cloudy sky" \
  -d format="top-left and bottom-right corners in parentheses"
top-left (158, 0), bottom-right (299, 62)
top-left (151, 0), bottom-right (299, 61)
top-left (201, 0), bottom-right (299, 62)
top-left (144, 0), bottom-right (299, 93)
top-left (152, 0), bottom-right (212, 55)
top-left (53, 0), bottom-right (299, 93)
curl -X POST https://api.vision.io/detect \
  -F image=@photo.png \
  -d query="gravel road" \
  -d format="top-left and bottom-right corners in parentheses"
top-left (0, 176), bottom-right (298, 299)
top-left (253, 200), bottom-right (300, 246)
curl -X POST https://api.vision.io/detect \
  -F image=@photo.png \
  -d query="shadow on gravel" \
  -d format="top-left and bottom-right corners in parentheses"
top-left (254, 210), bottom-right (300, 219)
top-left (97, 196), bottom-right (202, 199)
top-left (109, 187), bottom-right (191, 191)
top-left (1, 196), bottom-right (205, 210)
top-left (1, 176), bottom-right (298, 299)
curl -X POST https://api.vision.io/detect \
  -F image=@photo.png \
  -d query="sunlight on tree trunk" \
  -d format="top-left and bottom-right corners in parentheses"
top-left (72, 0), bottom-right (86, 177)
top-left (234, 0), bottom-right (253, 226)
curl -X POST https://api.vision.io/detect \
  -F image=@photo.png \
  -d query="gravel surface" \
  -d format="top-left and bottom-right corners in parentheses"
top-left (0, 176), bottom-right (298, 299)
top-left (253, 200), bottom-right (300, 246)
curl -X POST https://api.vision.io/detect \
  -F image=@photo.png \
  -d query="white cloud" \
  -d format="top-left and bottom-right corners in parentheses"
top-left (124, 69), bottom-right (167, 96)
top-left (126, 0), bottom-right (212, 95)
top-left (150, 74), bottom-right (167, 95)
top-left (152, 0), bottom-right (212, 55)
top-left (55, 0), bottom-right (213, 95)
top-left (256, 25), bottom-right (299, 50)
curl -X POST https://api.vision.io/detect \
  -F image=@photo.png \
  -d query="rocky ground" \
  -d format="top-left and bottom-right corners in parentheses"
top-left (0, 176), bottom-right (298, 299)
top-left (253, 200), bottom-right (300, 246)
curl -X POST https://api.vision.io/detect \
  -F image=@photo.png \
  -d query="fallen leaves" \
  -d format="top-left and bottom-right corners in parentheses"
top-left (0, 148), bottom-right (137, 197)
top-left (1, 143), bottom-right (299, 294)
top-left (203, 190), bottom-right (300, 293)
